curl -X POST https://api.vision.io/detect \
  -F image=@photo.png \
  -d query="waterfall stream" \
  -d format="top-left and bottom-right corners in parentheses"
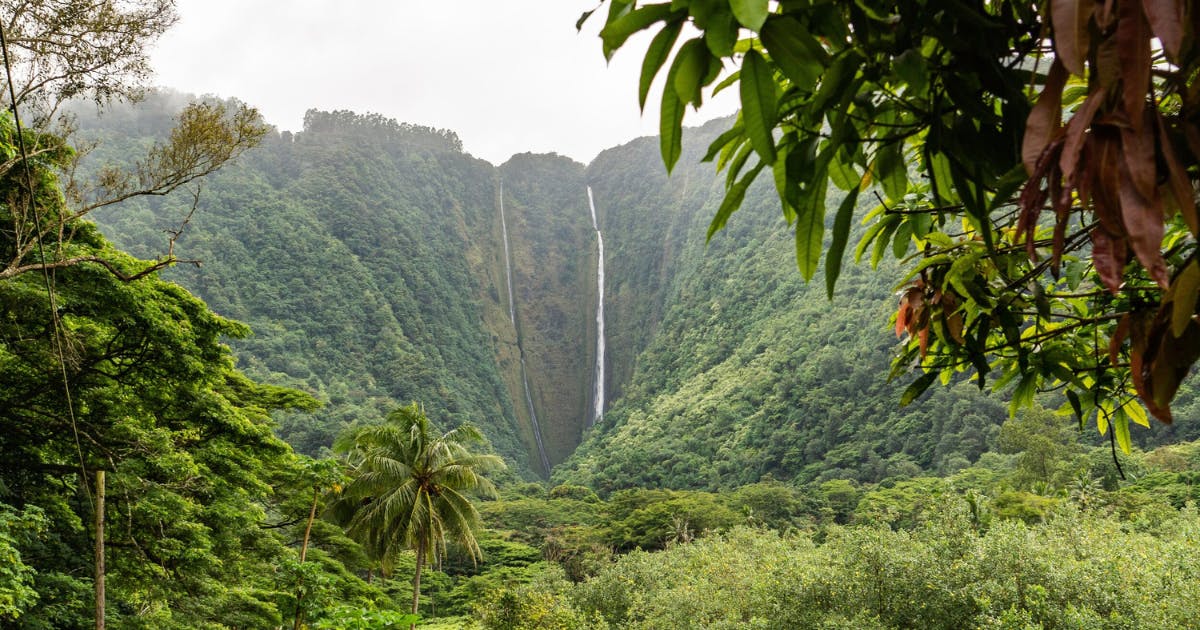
top-left (587, 186), bottom-right (605, 426)
top-left (500, 180), bottom-right (550, 474)
top-left (521, 355), bottom-right (551, 474)
top-left (499, 181), bottom-right (516, 325)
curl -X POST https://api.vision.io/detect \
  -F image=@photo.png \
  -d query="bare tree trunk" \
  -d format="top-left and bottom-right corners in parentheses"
top-left (95, 470), bottom-right (105, 630)
top-left (299, 488), bottom-right (318, 563)
top-left (411, 545), bottom-right (424, 629)
top-left (293, 489), bottom-right (320, 630)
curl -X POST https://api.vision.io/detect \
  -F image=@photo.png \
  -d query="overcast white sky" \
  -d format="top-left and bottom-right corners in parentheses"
top-left (148, 0), bottom-right (737, 165)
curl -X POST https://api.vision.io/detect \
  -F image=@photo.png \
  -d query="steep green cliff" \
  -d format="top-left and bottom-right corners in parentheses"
top-left (82, 97), bottom-right (1118, 488)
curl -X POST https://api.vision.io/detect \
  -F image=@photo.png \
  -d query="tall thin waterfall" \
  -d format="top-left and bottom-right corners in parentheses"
top-left (500, 180), bottom-right (550, 474)
top-left (521, 355), bottom-right (551, 474)
top-left (587, 186), bottom-right (605, 426)
top-left (499, 181), bottom-right (516, 325)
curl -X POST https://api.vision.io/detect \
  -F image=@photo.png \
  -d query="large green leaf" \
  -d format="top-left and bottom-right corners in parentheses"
top-left (705, 9), bottom-right (738, 56)
top-left (900, 372), bottom-right (939, 406)
top-left (729, 0), bottom-right (769, 31)
top-left (875, 141), bottom-right (906, 202)
top-left (672, 38), bottom-right (712, 106)
top-left (601, 3), bottom-right (675, 60)
top-left (825, 187), bottom-right (859, 298)
top-left (640, 21), bottom-right (684, 111)
top-left (795, 172), bottom-right (828, 280)
top-left (660, 68), bottom-right (686, 172)
top-left (740, 49), bottom-right (778, 164)
top-left (760, 15), bottom-right (826, 91)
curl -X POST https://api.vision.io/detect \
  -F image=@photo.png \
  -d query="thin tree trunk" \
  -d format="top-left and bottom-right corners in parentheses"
top-left (299, 488), bottom-right (318, 562)
top-left (293, 489), bottom-right (320, 630)
top-left (411, 545), bottom-right (424, 628)
top-left (95, 470), bottom-right (105, 630)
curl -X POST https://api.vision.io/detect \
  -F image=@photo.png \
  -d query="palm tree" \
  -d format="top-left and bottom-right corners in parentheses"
top-left (331, 403), bottom-right (505, 618)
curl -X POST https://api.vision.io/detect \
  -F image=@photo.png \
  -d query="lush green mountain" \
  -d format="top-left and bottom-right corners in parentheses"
top-left (80, 96), bottom-right (611, 478)
top-left (79, 94), bottom-right (1189, 488)
top-left (558, 119), bottom-right (1011, 492)
top-left (81, 99), bottom-right (536, 472)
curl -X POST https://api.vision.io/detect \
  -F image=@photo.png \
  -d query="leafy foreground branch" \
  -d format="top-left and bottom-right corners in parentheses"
top-left (587, 0), bottom-right (1200, 448)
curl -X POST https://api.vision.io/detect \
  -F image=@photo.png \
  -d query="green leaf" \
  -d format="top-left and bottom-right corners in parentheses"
top-left (1113, 407), bottom-right (1132, 454)
top-left (875, 141), bottom-right (906, 201)
top-left (672, 38), bottom-right (712, 106)
top-left (760, 15), bottom-right (826, 91)
top-left (601, 3), bottom-right (676, 60)
top-left (640, 20), bottom-right (685, 111)
top-left (701, 122), bottom-right (745, 163)
top-left (729, 0), bottom-right (769, 31)
top-left (893, 48), bottom-right (928, 92)
top-left (870, 215), bottom-right (901, 268)
top-left (900, 372), bottom-right (939, 406)
top-left (1124, 398), bottom-right (1151, 428)
top-left (705, 9), bottom-right (738, 56)
top-left (1066, 389), bottom-right (1084, 429)
top-left (772, 134), bottom-right (799, 222)
top-left (795, 173), bottom-right (828, 280)
top-left (660, 69), bottom-right (686, 172)
top-left (810, 50), bottom-right (861, 116)
top-left (828, 148), bottom-right (860, 191)
top-left (855, 213), bottom-right (898, 263)
top-left (1009, 372), bottom-right (1037, 416)
top-left (710, 69), bottom-right (741, 96)
top-left (891, 220), bottom-right (912, 259)
top-left (740, 49), bottom-right (778, 164)
top-left (825, 188), bottom-right (859, 298)
top-left (724, 139), bottom-right (754, 187)
top-left (929, 151), bottom-right (955, 204)
top-left (708, 161), bottom-right (766, 240)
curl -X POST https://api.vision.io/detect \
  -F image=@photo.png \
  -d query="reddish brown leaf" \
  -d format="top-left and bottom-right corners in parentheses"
top-left (1097, 0), bottom-right (1118, 28)
top-left (1141, 0), bottom-right (1184, 60)
top-left (1156, 113), bottom-right (1199, 237)
top-left (1128, 308), bottom-right (1173, 422)
top-left (1117, 0), bottom-right (1152, 128)
top-left (1117, 158), bottom-right (1169, 288)
top-left (1023, 60), bottom-right (1069, 176)
top-left (1089, 130), bottom-right (1129, 237)
top-left (1142, 304), bottom-right (1200, 422)
top-left (908, 291), bottom-right (926, 338)
top-left (1091, 227), bottom-right (1126, 293)
top-left (1059, 89), bottom-right (1107, 183)
top-left (1095, 35), bottom-right (1121, 89)
top-left (896, 294), bottom-right (911, 337)
top-left (1019, 180), bottom-right (1051, 260)
top-left (1052, 0), bottom-right (1093, 76)
top-left (1120, 115), bottom-right (1157, 201)
top-left (1110, 313), bottom-right (1131, 366)
top-left (1076, 141), bottom-right (1094, 210)
top-left (1018, 137), bottom-right (1063, 259)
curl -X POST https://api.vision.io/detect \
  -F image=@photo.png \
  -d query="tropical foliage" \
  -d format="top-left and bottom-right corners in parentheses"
top-left (586, 0), bottom-right (1200, 450)
top-left (332, 403), bottom-right (505, 615)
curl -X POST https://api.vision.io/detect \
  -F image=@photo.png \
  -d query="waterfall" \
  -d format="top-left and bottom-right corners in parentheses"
top-left (499, 180), bottom-right (516, 325)
top-left (521, 355), bottom-right (551, 474)
top-left (587, 186), bottom-right (605, 426)
top-left (500, 179), bottom-right (550, 475)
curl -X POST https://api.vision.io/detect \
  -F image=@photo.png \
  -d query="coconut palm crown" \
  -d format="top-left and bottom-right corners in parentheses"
top-left (331, 402), bottom-right (505, 613)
